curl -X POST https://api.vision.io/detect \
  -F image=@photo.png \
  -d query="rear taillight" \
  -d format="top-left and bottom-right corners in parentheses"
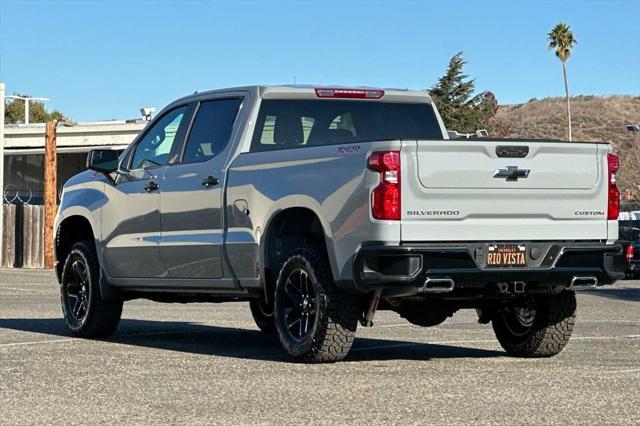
top-left (626, 245), bottom-right (635, 262)
top-left (607, 153), bottom-right (620, 220)
top-left (368, 151), bottom-right (401, 220)
top-left (315, 88), bottom-right (384, 99)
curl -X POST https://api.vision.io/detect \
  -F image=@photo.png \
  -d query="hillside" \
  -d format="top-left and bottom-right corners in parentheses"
top-left (494, 95), bottom-right (640, 199)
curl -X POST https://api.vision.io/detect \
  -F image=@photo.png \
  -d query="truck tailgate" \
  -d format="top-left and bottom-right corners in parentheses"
top-left (401, 140), bottom-right (610, 242)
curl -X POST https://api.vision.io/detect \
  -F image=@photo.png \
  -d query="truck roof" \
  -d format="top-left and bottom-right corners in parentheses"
top-left (173, 85), bottom-right (434, 105)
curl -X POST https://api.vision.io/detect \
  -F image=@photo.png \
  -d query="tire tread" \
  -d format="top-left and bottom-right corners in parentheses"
top-left (275, 247), bottom-right (359, 363)
top-left (493, 291), bottom-right (576, 357)
top-left (61, 241), bottom-right (122, 338)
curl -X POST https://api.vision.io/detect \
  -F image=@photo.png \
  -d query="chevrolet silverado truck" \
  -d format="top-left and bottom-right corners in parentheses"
top-left (54, 85), bottom-right (624, 362)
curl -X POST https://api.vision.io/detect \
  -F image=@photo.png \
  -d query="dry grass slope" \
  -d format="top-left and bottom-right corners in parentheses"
top-left (495, 95), bottom-right (640, 198)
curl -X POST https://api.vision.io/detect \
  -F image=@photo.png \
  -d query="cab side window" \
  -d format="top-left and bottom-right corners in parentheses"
top-left (130, 106), bottom-right (187, 169)
top-left (182, 99), bottom-right (241, 163)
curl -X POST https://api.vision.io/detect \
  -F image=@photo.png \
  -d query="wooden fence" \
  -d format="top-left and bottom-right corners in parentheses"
top-left (2, 204), bottom-right (45, 268)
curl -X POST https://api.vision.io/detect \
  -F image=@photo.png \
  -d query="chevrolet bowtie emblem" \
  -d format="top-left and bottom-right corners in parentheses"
top-left (494, 166), bottom-right (530, 181)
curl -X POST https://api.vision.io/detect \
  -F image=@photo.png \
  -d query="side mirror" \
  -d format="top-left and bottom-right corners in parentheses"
top-left (87, 149), bottom-right (120, 174)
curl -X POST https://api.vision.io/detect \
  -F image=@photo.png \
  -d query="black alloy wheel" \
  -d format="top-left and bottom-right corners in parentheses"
top-left (492, 291), bottom-right (576, 357)
top-left (499, 302), bottom-right (537, 339)
top-left (279, 268), bottom-right (318, 342)
top-left (62, 256), bottom-right (91, 325)
top-left (60, 241), bottom-right (123, 338)
top-left (274, 248), bottom-right (359, 363)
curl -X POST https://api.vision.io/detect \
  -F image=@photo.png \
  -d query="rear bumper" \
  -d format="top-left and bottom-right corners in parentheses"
top-left (352, 241), bottom-right (624, 292)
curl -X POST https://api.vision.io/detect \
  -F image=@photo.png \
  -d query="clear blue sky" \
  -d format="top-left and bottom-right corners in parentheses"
top-left (1, 0), bottom-right (639, 121)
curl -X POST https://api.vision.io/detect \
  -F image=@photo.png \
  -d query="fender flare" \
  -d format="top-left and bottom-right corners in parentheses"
top-left (259, 196), bottom-right (338, 287)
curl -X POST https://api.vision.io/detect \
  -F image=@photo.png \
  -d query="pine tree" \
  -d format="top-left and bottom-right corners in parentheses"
top-left (429, 52), bottom-right (496, 134)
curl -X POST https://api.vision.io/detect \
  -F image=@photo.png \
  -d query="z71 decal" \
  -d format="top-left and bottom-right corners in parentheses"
top-left (336, 145), bottom-right (361, 155)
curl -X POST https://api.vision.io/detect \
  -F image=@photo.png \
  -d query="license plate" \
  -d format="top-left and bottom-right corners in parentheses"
top-left (486, 244), bottom-right (527, 268)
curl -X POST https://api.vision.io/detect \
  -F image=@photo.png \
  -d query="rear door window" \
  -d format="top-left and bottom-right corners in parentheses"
top-left (251, 100), bottom-right (443, 151)
top-left (181, 98), bottom-right (241, 163)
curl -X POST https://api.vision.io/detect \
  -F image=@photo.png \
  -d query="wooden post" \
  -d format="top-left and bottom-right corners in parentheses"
top-left (2, 204), bottom-right (16, 268)
top-left (43, 120), bottom-right (57, 269)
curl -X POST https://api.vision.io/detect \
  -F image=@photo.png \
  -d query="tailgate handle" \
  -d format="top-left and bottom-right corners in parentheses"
top-left (496, 146), bottom-right (529, 158)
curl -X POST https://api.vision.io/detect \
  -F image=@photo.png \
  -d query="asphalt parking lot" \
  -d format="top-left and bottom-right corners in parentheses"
top-left (1, 269), bottom-right (639, 424)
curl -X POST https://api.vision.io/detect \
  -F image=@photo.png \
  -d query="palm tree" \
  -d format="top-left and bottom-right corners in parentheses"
top-left (548, 22), bottom-right (577, 141)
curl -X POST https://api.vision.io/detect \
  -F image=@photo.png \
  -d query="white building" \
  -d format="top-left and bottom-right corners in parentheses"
top-left (3, 120), bottom-right (146, 204)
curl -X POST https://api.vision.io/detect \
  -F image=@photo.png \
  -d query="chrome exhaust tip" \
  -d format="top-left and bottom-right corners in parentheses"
top-left (569, 276), bottom-right (598, 289)
top-left (421, 277), bottom-right (455, 293)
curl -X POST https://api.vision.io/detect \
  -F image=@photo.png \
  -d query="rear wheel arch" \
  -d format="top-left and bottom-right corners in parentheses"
top-left (262, 207), bottom-right (335, 297)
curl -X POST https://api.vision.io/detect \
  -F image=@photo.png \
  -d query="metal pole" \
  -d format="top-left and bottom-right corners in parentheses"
top-left (0, 82), bottom-right (5, 266)
top-left (24, 99), bottom-right (29, 125)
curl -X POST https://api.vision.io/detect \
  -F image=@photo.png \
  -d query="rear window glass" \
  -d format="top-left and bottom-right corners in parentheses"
top-left (251, 100), bottom-right (443, 151)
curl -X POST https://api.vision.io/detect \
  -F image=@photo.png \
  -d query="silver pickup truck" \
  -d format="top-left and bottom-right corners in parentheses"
top-left (54, 85), bottom-right (623, 362)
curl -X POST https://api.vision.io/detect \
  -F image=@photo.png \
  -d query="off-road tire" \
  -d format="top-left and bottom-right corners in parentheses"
top-left (60, 241), bottom-right (123, 338)
top-left (250, 298), bottom-right (276, 333)
top-left (274, 247), bottom-right (359, 363)
top-left (492, 291), bottom-right (576, 357)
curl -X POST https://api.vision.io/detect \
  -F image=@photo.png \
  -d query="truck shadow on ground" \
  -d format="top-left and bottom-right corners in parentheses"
top-left (580, 287), bottom-right (640, 302)
top-left (0, 318), bottom-right (505, 362)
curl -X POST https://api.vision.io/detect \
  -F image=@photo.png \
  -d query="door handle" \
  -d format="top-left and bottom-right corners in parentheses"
top-left (144, 181), bottom-right (159, 192)
top-left (202, 176), bottom-right (219, 188)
